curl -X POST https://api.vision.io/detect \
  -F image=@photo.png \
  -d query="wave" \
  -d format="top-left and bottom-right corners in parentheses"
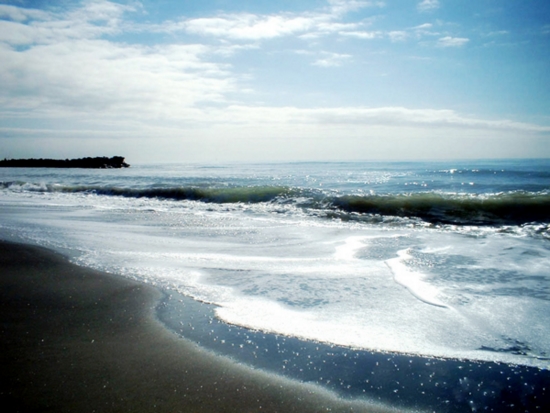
top-left (2, 181), bottom-right (550, 226)
top-left (65, 185), bottom-right (298, 204)
top-left (329, 192), bottom-right (550, 226)
top-left (0, 181), bottom-right (299, 203)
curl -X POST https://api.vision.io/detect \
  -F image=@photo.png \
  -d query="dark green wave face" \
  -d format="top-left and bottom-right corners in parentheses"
top-left (329, 192), bottom-right (550, 226)
top-left (55, 185), bottom-right (299, 204)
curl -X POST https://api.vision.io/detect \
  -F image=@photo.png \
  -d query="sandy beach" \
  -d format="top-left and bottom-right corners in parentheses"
top-left (0, 241), bottom-right (391, 413)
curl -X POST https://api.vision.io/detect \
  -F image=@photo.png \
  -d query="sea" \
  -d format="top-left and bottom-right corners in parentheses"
top-left (1, 159), bottom-right (549, 412)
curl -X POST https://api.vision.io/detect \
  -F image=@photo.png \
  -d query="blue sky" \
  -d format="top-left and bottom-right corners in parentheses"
top-left (0, 0), bottom-right (549, 162)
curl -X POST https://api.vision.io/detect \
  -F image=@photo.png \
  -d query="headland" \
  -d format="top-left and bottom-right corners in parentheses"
top-left (0, 156), bottom-right (129, 168)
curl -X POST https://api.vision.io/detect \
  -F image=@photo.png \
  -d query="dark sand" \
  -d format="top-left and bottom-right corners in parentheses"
top-left (0, 241), bottom-right (391, 413)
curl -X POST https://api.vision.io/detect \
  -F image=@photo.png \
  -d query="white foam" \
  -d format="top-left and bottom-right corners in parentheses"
top-left (333, 236), bottom-right (368, 260)
top-left (385, 249), bottom-right (449, 308)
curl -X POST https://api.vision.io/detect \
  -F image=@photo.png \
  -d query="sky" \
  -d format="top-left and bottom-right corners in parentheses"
top-left (0, 0), bottom-right (549, 163)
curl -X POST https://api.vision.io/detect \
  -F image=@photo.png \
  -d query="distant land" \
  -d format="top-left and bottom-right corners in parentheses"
top-left (0, 156), bottom-right (130, 169)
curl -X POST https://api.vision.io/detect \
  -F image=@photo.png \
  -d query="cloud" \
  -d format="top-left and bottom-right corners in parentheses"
top-left (312, 52), bottom-right (352, 67)
top-left (486, 30), bottom-right (509, 37)
top-left (0, 4), bottom-right (51, 22)
top-left (173, 13), bottom-right (364, 42)
top-left (167, 1), bottom-right (382, 42)
top-left (211, 106), bottom-right (550, 136)
top-left (339, 30), bottom-right (380, 39)
top-left (0, 0), bottom-right (135, 46)
top-left (0, 1), bottom-right (527, 130)
top-left (181, 13), bottom-right (320, 40)
top-left (437, 36), bottom-right (469, 47)
top-left (384, 23), bottom-right (440, 43)
top-left (388, 31), bottom-right (408, 42)
top-left (328, 0), bottom-right (385, 15)
top-left (0, 2), bottom-right (238, 122)
top-left (295, 48), bottom-right (355, 67)
top-left (417, 0), bottom-right (440, 12)
top-left (413, 23), bottom-right (433, 30)
top-left (0, 40), bottom-right (235, 120)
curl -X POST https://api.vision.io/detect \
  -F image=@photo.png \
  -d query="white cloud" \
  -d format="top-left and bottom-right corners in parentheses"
top-left (486, 30), bottom-right (509, 37)
top-left (67, 0), bottom-right (134, 23)
top-left (437, 36), bottom-right (469, 47)
top-left (181, 13), bottom-right (321, 40)
top-left (212, 106), bottom-right (550, 135)
top-left (382, 23), bottom-right (440, 43)
top-left (413, 23), bottom-right (433, 30)
top-left (180, 13), bottom-right (333, 41)
top-left (317, 21), bottom-right (361, 33)
top-left (339, 30), bottom-right (380, 39)
top-left (0, 40), bottom-right (236, 121)
top-left (0, 0), bottom-right (136, 46)
top-left (313, 52), bottom-right (352, 67)
top-left (211, 43), bottom-right (260, 57)
top-left (170, 1), bottom-right (382, 42)
top-left (417, 0), bottom-right (440, 12)
top-left (0, 4), bottom-right (51, 22)
top-left (0, 2), bottom-right (238, 122)
top-left (328, 0), bottom-right (385, 15)
top-left (409, 23), bottom-right (440, 40)
top-left (388, 31), bottom-right (408, 42)
top-left (294, 49), bottom-right (354, 67)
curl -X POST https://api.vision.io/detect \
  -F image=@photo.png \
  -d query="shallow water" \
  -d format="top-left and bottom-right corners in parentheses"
top-left (158, 292), bottom-right (550, 412)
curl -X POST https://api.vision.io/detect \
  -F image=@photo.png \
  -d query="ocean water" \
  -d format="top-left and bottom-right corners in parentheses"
top-left (1, 159), bottom-right (549, 411)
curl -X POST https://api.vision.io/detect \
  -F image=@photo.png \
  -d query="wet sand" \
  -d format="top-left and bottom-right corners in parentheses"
top-left (0, 241), bottom-right (391, 413)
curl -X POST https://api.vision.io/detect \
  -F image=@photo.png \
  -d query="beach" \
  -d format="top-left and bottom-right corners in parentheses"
top-left (0, 241), bottom-right (392, 413)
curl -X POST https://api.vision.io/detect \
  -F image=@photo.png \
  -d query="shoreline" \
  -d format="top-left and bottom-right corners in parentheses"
top-left (2, 240), bottom-right (549, 412)
top-left (158, 289), bottom-right (550, 412)
top-left (0, 240), bottom-right (389, 413)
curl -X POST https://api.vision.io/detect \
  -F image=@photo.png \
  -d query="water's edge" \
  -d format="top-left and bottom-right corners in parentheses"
top-left (156, 289), bottom-right (550, 413)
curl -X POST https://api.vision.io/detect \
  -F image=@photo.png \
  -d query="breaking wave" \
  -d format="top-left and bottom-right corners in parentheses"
top-left (2, 181), bottom-right (550, 226)
top-left (329, 191), bottom-right (550, 225)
